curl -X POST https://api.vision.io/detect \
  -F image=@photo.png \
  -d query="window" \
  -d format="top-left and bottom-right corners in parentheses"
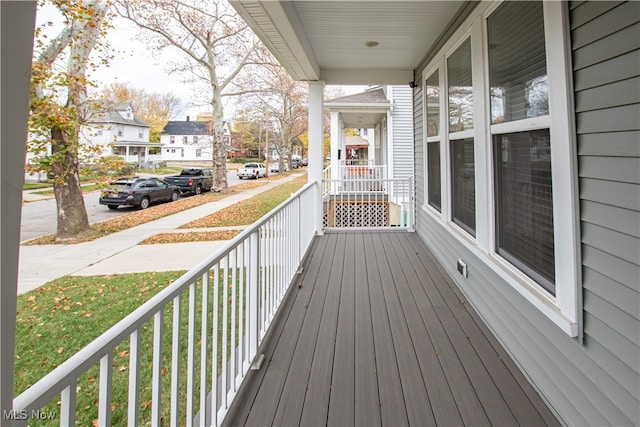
top-left (426, 72), bottom-right (440, 137)
top-left (117, 126), bottom-right (124, 137)
top-left (427, 142), bottom-right (441, 211)
top-left (182, 136), bottom-right (188, 144)
top-left (138, 128), bottom-right (143, 139)
top-left (170, 136), bottom-right (175, 144)
top-left (447, 38), bottom-right (473, 133)
top-left (489, 1), bottom-right (555, 294)
top-left (193, 136), bottom-right (199, 144)
top-left (420, 1), bottom-right (578, 335)
top-left (448, 39), bottom-right (475, 236)
top-left (425, 70), bottom-right (441, 211)
top-left (494, 130), bottom-right (554, 293)
top-left (488, 1), bottom-right (548, 124)
top-left (451, 138), bottom-right (475, 236)
top-left (196, 149), bottom-right (202, 157)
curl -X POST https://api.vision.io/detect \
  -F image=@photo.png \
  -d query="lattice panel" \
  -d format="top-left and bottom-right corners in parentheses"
top-left (327, 201), bottom-right (389, 228)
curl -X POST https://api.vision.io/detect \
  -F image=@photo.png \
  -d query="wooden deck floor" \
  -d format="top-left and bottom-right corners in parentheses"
top-left (224, 231), bottom-right (559, 426)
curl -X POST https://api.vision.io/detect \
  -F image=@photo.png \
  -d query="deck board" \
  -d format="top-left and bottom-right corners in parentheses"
top-left (352, 233), bottom-right (381, 426)
top-left (223, 231), bottom-right (560, 427)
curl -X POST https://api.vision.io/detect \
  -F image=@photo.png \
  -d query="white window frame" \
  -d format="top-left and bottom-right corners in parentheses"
top-left (421, 1), bottom-right (580, 336)
top-left (423, 65), bottom-right (444, 214)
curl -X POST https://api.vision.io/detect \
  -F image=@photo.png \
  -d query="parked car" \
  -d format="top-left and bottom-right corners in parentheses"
top-left (301, 158), bottom-right (308, 166)
top-left (270, 162), bottom-right (289, 173)
top-left (99, 177), bottom-right (180, 210)
top-left (237, 163), bottom-right (266, 179)
top-left (163, 168), bottom-right (213, 195)
top-left (290, 158), bottom-right (300, 169)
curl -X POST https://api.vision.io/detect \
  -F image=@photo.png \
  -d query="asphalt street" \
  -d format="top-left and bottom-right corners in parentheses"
top-left (20, 170), bottom-right (241, 242)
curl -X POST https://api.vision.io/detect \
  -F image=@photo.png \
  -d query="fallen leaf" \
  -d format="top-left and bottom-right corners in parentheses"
top-left (141, 400), bottom-right (152, 410)
top-left (57, 347), bottom-right (64, 354)
top-left (118, 366), bottom-right (127, 372)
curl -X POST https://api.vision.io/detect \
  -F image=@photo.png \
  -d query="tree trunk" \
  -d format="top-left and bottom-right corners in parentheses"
top-left (211, 92), bottom-right (228, 192)
top-left (51, 128), bottom-right (90, 240)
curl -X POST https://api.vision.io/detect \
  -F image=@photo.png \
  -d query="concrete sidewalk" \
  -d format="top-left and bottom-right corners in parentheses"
top-left (18, 174), bottom-right (305, 295)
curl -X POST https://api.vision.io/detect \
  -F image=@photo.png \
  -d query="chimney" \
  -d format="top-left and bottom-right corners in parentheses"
top-left (186, 116), bottom-right (190, 122)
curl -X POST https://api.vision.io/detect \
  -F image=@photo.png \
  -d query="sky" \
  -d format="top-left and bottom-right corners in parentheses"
top-left (35, 3), bottom-right (365, 122)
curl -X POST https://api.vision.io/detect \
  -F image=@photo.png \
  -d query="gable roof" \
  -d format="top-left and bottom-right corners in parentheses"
top-left (346, 135), bottom-right (369, 148)
top-left (324, 87), bottom-right (391, 128)
top-left (87, 102), bottom-right (150, 127)
top-left (161, 121), bottom-right (211, 136)
top-left (325, 87), bottom-right (388, 104)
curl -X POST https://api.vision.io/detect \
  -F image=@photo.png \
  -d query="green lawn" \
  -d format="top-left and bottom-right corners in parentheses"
top-left (15, 270), bottom-right (244, 426)
top-left (181, 174), bottom-right (306, 228)
top-left (15, 173), bottom-right (307, 424)
top-left (23, 183), bottom-right (52, 190)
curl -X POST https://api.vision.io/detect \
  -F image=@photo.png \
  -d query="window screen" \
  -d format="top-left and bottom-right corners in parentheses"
top-left (451, 138), bottom-right (475, 235)
top-left (428, 142), bottom-right (441, 211)
top-left (448, 38), bottom-right (473, 132)
top-left (494, 130), bottom-right (555, 294)
top-left (488, 1), bottom-right (548, 124)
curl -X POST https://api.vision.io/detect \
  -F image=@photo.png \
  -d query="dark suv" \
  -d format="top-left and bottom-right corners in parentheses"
top-left (99, 177), bottom-right (180, 210)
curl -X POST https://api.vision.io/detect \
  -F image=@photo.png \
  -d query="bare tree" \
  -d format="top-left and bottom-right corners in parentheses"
top-left (241, 63), bottom-right (308, 172)
top-left (29, 0), bottom-right (111, 240)
top-left (114, 0), bottom-right (268, 191)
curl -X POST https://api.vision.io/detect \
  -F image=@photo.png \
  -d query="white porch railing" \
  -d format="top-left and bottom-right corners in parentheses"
top-left (323, 177), bottom-right (414, 230)
top-left (12, 183), bottom-right (318, 426)
top-left (337, 164), bottom-right (387, 181)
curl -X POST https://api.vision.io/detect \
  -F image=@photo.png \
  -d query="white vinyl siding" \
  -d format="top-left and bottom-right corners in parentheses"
top-left (420, 0), bottom-right (579, 335)
top-left (414, 1), bottom-right (639, 425)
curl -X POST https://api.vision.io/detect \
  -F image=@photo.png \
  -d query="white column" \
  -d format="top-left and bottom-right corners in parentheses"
top-left (1, 1), bottom-right (37, 416)
top-left (330, 111), bottom-right (340, 181)
top-left (308, 81), bottom-right (325, 235)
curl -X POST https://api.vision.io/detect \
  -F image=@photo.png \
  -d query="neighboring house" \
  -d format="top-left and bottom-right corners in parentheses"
top-left (325, 85), bottom-right (414, 182)
top-left (80, 102), bottom-right (158, 164)
top-left (160, 117), bottom-right (231, 161)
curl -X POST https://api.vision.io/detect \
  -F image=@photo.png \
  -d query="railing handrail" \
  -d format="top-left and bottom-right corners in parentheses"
top-left (13, 181), bottom-right (317, 415)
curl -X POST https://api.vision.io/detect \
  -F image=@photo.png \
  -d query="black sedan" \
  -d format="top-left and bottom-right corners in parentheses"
top-left (99, 177), bottom-right (180, 210)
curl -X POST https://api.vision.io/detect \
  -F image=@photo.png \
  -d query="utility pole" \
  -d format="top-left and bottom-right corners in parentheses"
top-left (264, 111), bottom-right (269, 177)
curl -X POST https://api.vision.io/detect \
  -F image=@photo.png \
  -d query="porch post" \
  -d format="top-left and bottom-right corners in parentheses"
top-left (1, 1), bottom-right (36, 418)
top-left (308, 81), bottom-right (325, 235)
top-left (330, 111), bottom-right (340, 182)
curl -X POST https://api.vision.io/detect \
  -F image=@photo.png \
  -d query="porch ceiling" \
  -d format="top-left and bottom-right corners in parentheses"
top-left (229, 1), bottom-right (467, 85)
